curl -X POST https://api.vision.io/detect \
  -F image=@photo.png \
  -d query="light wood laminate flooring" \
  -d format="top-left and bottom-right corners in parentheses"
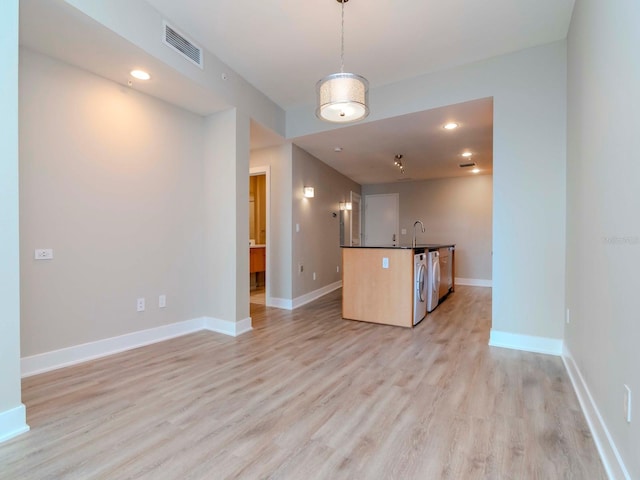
top-left (1, 287), bottom-right (605, 479)
top-left (249, 286), bottom-right (265, 305)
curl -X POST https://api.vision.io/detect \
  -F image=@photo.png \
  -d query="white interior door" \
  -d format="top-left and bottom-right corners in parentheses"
top-left (364, 193), bottom-right (399, 246)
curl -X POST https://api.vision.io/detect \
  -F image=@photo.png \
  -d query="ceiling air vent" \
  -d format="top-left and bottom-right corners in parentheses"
top-left (459, 162), bottom-right (477, 168)
top-left (163, 21), bottom-right (203, 69)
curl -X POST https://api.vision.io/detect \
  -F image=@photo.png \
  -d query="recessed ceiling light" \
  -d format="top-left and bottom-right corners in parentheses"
top-left (334, 147), bottom-right (343, 152)
top-left (443, 122), bottom-right (459, 130)
top-left (130, 70), bottom-right (151, 80)
top-left (471, 168), bottom-right (480, 174)
top-left (461, 152), bottom-right (473, 157)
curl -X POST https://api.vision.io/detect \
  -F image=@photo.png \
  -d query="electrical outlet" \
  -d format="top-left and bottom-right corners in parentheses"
top-left (382, 257), bottom-right (389, 269)
top-left (136, 298), bottom-right (145, 312)
top-left (313, 272), bottom-right (316, 280)
top-left (34, 249), bottom-right (53, 260)
top-left (566, 308), bottom-right (570, 324)
top-left (401, 228), bottom-right (407, 235)
top-left (159, 294), bottom-right (166, 308)
top-left (624, 384), bottom-right (632, 423)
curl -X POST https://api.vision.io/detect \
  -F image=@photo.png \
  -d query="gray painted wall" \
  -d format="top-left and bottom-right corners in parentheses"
top-left (362, 175), bottom-right (492, 281)
top-left (291, 145), bottom-right (361, 298)
top-left (250, 143), bottom-right (360, 303)
top-left (250, 144), bottom-right (293, 301)
top-left (202, 109), bottom-right (250, 323)
top-left (566, 1), bottom-right (640, 477)
top-left (20, 50), bottom-right (206, 356)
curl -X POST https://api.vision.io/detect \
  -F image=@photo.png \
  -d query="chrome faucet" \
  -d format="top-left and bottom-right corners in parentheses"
top-left (413, 220), bottom-right (425, 248)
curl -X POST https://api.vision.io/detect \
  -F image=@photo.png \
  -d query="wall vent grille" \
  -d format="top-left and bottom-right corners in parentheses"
top-left (163, 21), bottom-right (203, 69)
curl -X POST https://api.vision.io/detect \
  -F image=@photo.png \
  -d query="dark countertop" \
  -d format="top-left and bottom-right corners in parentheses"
top-left (341, 244), bottom-right (455, 251)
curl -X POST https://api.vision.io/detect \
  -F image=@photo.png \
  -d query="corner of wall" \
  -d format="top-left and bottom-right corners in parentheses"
top-left (562, 344), bottom-right (631, 480)
top-left (488, 330), bottom-right (563, 356)
top-left (0, 405), bottom-right (29, 444)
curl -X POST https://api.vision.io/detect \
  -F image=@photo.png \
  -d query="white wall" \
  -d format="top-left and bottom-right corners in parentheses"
top-left (291, 145), bottom-right (361, 299)
top-left (20, 50), bottom-right (206, 356)
top-left (0, 0), bottom-right (28, 443)
top-left (362, 175), bottom-right (493, 282)
top-left (290, 41), bottom-right (567, 342)
top-left (566, 1), bottom-right (640, 478)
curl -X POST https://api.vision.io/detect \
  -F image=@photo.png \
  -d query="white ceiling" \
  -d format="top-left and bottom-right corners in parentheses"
top-left (145, 0), bottom-right (575, 109)
top-left (293, 98), bottom-right (493, 184)
top-left (19, 0), bottom-right (575, 185)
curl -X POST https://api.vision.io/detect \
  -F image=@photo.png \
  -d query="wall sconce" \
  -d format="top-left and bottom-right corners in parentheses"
top-left (303, 186), bottom-right (315, 198)
top-left (339, 202), bottom-right (352, 211)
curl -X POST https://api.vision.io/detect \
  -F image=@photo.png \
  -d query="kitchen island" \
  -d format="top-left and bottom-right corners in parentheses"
top-left (341, 245), bottom-right (455, 328)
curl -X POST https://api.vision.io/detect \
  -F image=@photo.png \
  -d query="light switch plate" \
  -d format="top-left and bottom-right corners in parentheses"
top-left (159, 295), bottom-right (166, 308)
top-left (382, 257), bottom-right (389, 269)
top-left (34, 249), bottom-right (53, 260)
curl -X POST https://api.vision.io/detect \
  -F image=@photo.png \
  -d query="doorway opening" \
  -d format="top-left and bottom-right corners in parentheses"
top-left (250, 167), bottom-right (269, 305)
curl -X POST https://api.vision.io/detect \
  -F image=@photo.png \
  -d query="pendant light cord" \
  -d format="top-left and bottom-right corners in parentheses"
top-left (340, 0), bottom-right (345, 73)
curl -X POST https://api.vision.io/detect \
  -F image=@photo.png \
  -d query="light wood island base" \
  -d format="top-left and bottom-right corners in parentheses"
top-left (342, 247), bottom-right (414, 327)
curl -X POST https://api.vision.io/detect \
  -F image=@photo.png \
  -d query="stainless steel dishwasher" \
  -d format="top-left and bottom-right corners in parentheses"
top-left (438, 247), bottom-right (453, 300)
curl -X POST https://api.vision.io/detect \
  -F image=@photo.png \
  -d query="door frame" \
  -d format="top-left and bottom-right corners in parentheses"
top-left (250, 165), bottom-right (270, 304)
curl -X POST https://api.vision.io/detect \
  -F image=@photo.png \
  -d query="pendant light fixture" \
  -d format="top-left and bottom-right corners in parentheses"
top-left (316, 0), bottom-right (369, 123)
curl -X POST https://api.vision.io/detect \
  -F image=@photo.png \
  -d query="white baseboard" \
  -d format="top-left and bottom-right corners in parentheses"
top-left (456, 277), bottom-right (492, 287)
top-left (268, 297), bottom-right (293, 310)
top-left (268, 281), bottom-right (342, 310)
top-left (488, 329), bottom-right (563, 356)
top-left (0, 404), bottom-right (29, 444)
top-left (21, 315), bottom-right (253, 378)
top-left (562, 345), bottom-right (630, 480)
top-left (293, 280), bottom-right (342, 309)
top-left (204, 316), bottom-right (252, 337)
top-left (293, 280), bottom-right (342, 308)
